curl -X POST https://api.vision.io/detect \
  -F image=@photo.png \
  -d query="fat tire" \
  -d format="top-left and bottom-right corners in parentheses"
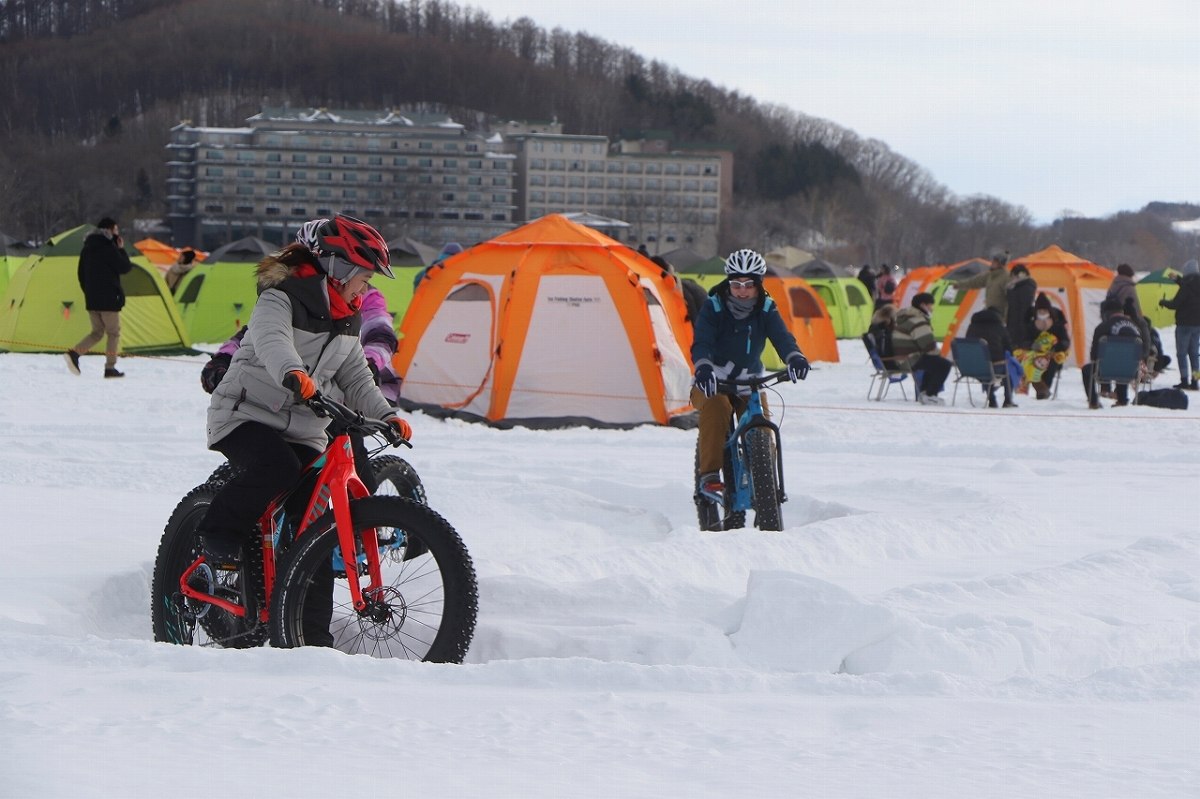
top-left (746, 428), bottom-right (783, 531)
top-left (370, 455), bottom-right (427, 505)
top-left (268, 496), bottom-right (477, 662)
top-left (150, 486), bottom-right (267, 648)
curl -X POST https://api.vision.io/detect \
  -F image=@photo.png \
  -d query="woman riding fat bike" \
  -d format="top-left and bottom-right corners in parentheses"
top-left (199, 216), bottom-right (413, 647)
top-left (691, 249), bottom-right (809, 530)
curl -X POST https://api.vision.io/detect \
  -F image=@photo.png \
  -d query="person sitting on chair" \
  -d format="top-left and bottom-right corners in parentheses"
top-left (1083, 297), bottom-right (1143, 409)
top-left (964, 306), bottom-right (1016, 408)
top-left (1016, 293), bottom-right (1071, 399)
top-left (895, 293), bottom-right (952, 405)
top-left (867, 304), bottom-right (899, 365)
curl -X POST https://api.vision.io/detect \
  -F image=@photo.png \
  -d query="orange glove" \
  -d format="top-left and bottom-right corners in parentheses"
top-left (389, 417), bottom-right (413, 441)
top-left (282, 370), bottom-right (315, 401)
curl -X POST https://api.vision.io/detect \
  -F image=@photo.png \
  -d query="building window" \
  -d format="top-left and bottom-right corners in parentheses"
top-left (293, 136), bottom-right (307, 147)
top-left (493, 177), bottom-right (508, 186)
top-left (318, 189), bottom-right (331, 198)
top-left (341, 207), bottom-right (357, 215)
top-left (703, 180), bottom-right (718, 192)
top-left (569, 160), bottom-right (583, 171)
top-left (464, 212), bottom-right (484, 221)
top-left (443, 193), bottom-right (456, 201)
top-left (265, 170), bottom-right (280, 179)
top-left (665, 179), bottom-right (680, 191)
top-left (607, 177), bottom-right (621, 189)
top-left (320, 139), bottom-right (333, 149)
top-left (548, 192), bottom-right (564, 203)
top-left (664, 163), bottom-right (680, 175)
top-left (343, 173), bottom-right (357, 181)
top-left (237, 168), bottom-right (254, 178)
top-left (293, 188), bottom-right (307, 197)
top-left (266, 187), bottom-right (280, 196)
top-left (368, 139), bottom-right (380, 150)
top-left (368, 156), bottom-right (382, 165)
top-left (549, 175), bottom-right (565, 187)
top-left (531, 158), bottom-right (546, 169)
top-left (342, 140), bottom-right (354, 150)
top-left (418, 158), bottom-right (433, 167)
top-left (343, 156), bottom-right (358, 165)
top-left (571, 143), bottom-right (583, 153)
top-left (685, 164), bottom-right (700, 175)
top-left (441, 212), bottom-right (460, 220)
top-left (684, 179), bottom-right (699, 191)
top-left (465, 143), bottom-right (479, 152)
top-left (468, 176), bottom-right (482, 186)
top-left (418, 175), bottom-right (432, 184)
top-left (444, 176), bottom-right (458, 185)
top-left (626, 178), bottom-right (642, 190)
top-left (492, 160), bottom-right (508, 170)
top-left (205, 150), bottom-right (224, 160)
top-left (665, 233), bottom-right (677, 243)
top-left (292, 171), bottom-right (307, 180)
top-left (626, 162), bottom-right (643, 174)
top-left (702, 211), bottom-right (717, 223)
top-left (419, 142), bottom-right (433, 149)
top-left (317, 207), bottom-right (333, 216)
top-left (568, 176), bottom-right (584, 188)
top-left (529, 191), bottom-right (545, 202)
top-left (365, 208), bottom-right (384, 217)
top-left (702, 196), bottom-right (717, 208)
top-left (391, 209), bottom-right (409, 218)
top-left (645, 163), bottom-right (661, 174)
top-left (703, 164), bottom-right (718, 176)
top-left (368, 174), bottom-right (382, 183)
top-left (267, 153), bottom-right (281, 162)
top-left (587, 193), bottom-right (602, 205)
top-left (443, 159), bottom-right (457, 168)
top-left (530, 175), bottom-right (545, 186)
top-left (318, 172), bottom-right (332, 181)
top-left (343, 189), bottom-right (357, 198)
top-left (493, 193), bottom-right (509, 203)
top-left (683, 195), bottom-right (698, 207)
top-left (318, 155), bottom-right (332, 164)
top-left (468, 192), bottom-right (482, 202)
top-left (529, 207), bottom-right (544, 218)
top-left (492, 213), bottom-right (507, 221)
top-left (591, 144), bottom-right (603, 154)
top-left (265, 205), bottom-right (281, 215)
top-left (394, 157), bottom-right (407, 166)
top-left (205, 167), bottom-right (224, 176)
top-left (205, 185), bottom-right (223, 194)
top-left (204, 203), bottom-right (223, 212)
top-left (568, 192), bottom-right (584, 204)
top-left (588, 160), bottom-right (603, 172)
top-left (394, 174), bottom-right (408, 183)
top-left (444, 142), bottom-right (458, 151)
top-left (607, 162), bottom-right (623, 173)
top-left (532, 141), bottom-right (544, 152)
top-left (236, 204), bottom-right (254, 214)
top-left (606, 194), bottom-right (620, 206)
top-left (237, 151), bottom-right (255, 162)
top-left (552, 143), bottom-right (563, 153)
top-left (468, 159), bottom-right (482, 169)
top-left (265, 136), bottom-right (282, 146)
top-left (237, 186), bottom-right (254, 195)
top-left (549, 160), bottom-right (565, 170)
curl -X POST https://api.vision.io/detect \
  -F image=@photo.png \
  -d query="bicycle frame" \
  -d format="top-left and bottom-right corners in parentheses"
top-left (724, 388), bottom-right (786, 512)
top-left (178, 402), bottom-right (394, 622)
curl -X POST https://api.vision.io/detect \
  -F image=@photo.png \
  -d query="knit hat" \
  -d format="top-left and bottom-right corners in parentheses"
top-left (912, 292), bottom-right (934, 308)
top-left (1034, 293), bottom-right (1053, 311)
top-left (993, 251), bottom-right (1009, 266)
top-left (1011, 264), bottom-right (1029, 277)
top-left (1183, 259), bottom-right (1199, 277)
top-left (1117, 263), bottom-right (1134, 277)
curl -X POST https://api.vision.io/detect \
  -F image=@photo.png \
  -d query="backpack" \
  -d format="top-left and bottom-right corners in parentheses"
top-left (1134, 388), bottom-right (1188, 410)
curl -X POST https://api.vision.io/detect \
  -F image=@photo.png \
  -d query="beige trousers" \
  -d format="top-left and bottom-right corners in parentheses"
top-left (74, 310), bottom-right (121, 369)
top-left (691, 387), bottom-right (769, 475)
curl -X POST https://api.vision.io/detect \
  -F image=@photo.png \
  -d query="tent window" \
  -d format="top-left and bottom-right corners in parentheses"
top-left (789, 288), bottom-right (824, 318)
top-left (178, 274), bottom-right (205, 303)
top-left (813, 284), bottom-right (836, 308)
top-left (445, 283), bottom-right (490, 302)
top-left (643, 288), bottom-right (661, 307)
top-left (844, 284), bottom-right (867, 306)
top-left (120, 268), bottom-right (160, 297)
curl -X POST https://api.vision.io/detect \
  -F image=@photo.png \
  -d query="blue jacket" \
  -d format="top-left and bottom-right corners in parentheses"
top-left (691, 280), bottom-right (802, 377)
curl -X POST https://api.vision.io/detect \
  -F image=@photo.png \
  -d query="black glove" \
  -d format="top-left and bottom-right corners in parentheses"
top-left (200, 352), bottom-right (232, 394)
top-left (367, 359), bottom-right (381, 385)
top-left (787, 353), bottom-right (810, 382)
top-left (1159, 299), bottom-right (1169, 307)
top-left (694, 364), bottom-right (716, 398)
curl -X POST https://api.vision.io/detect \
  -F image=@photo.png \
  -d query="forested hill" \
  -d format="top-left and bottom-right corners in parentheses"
top-left (0, 0), bottom-right (1194, 269)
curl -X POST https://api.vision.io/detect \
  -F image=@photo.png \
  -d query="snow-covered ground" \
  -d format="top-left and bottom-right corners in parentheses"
top-left (1, 336), bottom-right (1197, 797)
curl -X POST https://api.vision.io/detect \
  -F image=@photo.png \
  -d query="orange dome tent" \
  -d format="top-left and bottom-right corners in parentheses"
top-left (392, 214), bottom-right (695, 428)
top-left (763, 270), bottom-right (839, 363)
top-left (134, 238), bottom-right (207, 270)
top-left (941, 245), bottom-right (1113, 367)
top-left (895, 265), bottom-right (951, 309)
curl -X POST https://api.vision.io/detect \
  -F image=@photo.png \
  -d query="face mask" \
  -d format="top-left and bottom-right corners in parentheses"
top-left (1037, 312), bottom-right (1050, 320)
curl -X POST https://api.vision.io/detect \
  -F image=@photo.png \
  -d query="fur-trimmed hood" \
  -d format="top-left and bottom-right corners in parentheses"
top-left (256, 249), bottom-right (322, 290)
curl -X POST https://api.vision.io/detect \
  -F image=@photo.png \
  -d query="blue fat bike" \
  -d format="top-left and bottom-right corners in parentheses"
top-left (693, 370), bottom-right (789, 532)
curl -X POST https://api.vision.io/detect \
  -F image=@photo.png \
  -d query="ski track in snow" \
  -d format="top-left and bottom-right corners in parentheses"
top-left (0, 337), bottom-right (1197, 797)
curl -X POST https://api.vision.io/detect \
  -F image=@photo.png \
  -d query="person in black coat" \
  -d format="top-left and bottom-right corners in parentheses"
top-left (1020, 294), bottom-right (1071, 399)
top-left (857, 263), bottom-right (878, 303)
top-left (65, 217), bottom-right (133, 378)
top-left (1083, 297), bottom-right (1143, 408)
top-left (964, 307), bottom-right (1015, 407)
top-left (1005, 265), bottom-right (1037, 347)
top-left (1160, 259), bottom-right (1200, 390)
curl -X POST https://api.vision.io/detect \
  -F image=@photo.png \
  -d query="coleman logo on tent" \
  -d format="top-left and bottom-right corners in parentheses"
top-left (445, 333), bottom-right (471, 343)
top-left (546, 295), bottom-right (602, 307)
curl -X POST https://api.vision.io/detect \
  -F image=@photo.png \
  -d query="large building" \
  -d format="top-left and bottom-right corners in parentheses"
top-left (503, 126), bottom-right (732, 256)
top-left (166, 108), bottom-right (517, 251)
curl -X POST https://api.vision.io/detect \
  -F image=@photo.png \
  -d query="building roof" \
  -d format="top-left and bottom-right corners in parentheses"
top-left (248, 107), bottom-right (463, 129)
top-left (561, 212), bottom-right (631, 230)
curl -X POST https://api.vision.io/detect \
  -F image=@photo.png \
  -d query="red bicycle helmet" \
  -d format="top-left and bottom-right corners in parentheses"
top-left (311, 215), bottom-right (393, 279)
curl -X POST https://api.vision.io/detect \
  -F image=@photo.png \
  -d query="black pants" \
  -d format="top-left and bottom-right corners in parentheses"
top-left (202, 422), bottom-right (377, 547)
top-left (985, 365), bottom-right (1014, 406)
top-left (915, 354), bottom-right (952, 395)
top-left (1082, 363), bottom-right (1128, 404)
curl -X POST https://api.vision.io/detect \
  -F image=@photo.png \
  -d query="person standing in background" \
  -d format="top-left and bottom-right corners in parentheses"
top-left (1160, 259), bottom-right (1200, 390)
top-left (65, 217), bottom-right (131, 378)
top-left (1005, 264), bottom-right (1037, 347)
top-left (857, 263), bottom-right (878, 304)
top-left (874, 264), bottom-right (896, 309)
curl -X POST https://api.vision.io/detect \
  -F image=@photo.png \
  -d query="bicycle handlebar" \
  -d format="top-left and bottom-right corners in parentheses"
top-left (306, 392), bottom-right (411, 448)
top-left (715, 369), bottom-right (791, 394)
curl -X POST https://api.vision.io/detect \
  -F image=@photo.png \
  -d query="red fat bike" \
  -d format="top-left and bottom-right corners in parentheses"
top-left (151, 394), bottom-right (478, 662)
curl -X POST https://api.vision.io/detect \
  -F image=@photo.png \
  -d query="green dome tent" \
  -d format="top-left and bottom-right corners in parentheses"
top-left (1136, 269), bottom-right (1180, 329)
top-left (0, 225), bottom-right (191, 354)
top-left (173, 237), bottom-right (274, 345)
top-left (924, 258), bottom-right (990, 338)
top-left (791, 259), bottom-right (872, 338)
top-left (0, 233), bottom-right (36, 298)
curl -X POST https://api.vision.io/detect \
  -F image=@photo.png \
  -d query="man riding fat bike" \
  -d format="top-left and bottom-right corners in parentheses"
top-left (691, 249), bottom-right (809, 504)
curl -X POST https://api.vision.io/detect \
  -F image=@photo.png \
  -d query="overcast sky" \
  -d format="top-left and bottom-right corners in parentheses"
top-left (477, 0), bottom-right (1199, 222)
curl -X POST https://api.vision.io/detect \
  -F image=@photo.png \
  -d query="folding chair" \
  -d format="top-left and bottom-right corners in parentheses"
top-left (950, 338), bottom-right (1010, 407)
top-left (1094, 336), bottom-right (1144, 404)
top-left (863, 333), bottom-right (911, 401)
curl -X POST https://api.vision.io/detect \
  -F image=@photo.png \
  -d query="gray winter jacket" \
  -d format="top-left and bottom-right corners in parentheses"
top-left (206, 253), bottom-right (396, 450)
